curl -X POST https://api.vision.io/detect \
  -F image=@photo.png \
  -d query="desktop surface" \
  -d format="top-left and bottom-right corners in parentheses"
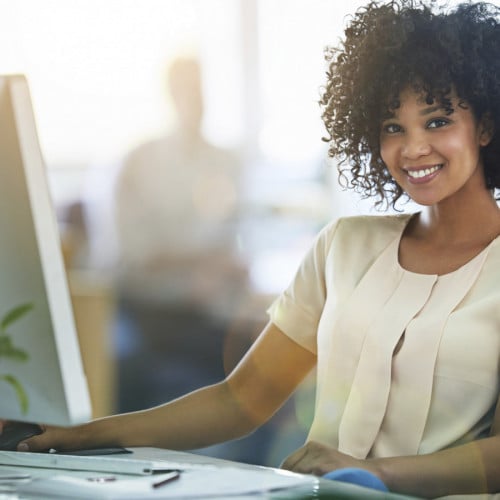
top-left (133, 448), bottom-right (421, 499)
top-left (2, 447), bottom-right (423, 499)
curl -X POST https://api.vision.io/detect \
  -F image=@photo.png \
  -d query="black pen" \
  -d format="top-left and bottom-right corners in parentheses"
top-left (152, 471), bottom-right (181, 489)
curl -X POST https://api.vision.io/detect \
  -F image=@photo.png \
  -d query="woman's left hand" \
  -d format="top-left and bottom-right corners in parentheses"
top-left (281, 440), bottom-right (375, 477)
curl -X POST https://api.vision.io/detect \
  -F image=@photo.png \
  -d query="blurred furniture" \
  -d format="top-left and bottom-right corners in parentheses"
top-left (69, 270), bottom-right (116, 418)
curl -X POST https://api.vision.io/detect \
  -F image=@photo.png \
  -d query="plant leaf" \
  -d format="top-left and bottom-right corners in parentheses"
top-left (8, 347), bottom-right (29, 361)
top-left (0, 336), bottom-right (29, 361)
top-left (1, 303), bottom-right (34, 332)
top-left (0, 335), bottom-right (14, 358)
top-left (0, 348), bottom-right (29, 362)
top-left (0, 335), bottom-right (11, 350)
top-left (0, 374), bottom-right (29, 414)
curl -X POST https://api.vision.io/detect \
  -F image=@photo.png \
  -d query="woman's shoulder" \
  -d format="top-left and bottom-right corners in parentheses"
top-left (320, 213), bottom-right (413, 241)
top-left (309, 214), bottom-right (413, 266)
top-left (340, 212), bottom-right (411, 228)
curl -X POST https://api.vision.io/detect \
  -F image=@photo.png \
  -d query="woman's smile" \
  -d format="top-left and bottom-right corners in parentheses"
top-left (404, 164), bottom-right (443, 183)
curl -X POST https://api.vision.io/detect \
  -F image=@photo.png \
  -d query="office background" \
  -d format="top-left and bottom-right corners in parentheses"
top-left (0, 0), bottom-right (467, 468)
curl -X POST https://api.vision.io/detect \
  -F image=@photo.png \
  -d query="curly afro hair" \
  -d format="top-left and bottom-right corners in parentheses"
top-left (321, 0), bottom-right (500, 209)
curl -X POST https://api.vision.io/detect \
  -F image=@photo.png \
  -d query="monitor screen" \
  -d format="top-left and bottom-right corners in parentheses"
top-left (0, 75), bottom-right (91, 425)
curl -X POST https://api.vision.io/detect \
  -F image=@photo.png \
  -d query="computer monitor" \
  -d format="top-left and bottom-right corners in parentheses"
top-left (0, 74), bottom-right (91, 425)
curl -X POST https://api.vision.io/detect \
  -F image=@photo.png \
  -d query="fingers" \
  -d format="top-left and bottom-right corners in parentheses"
top-left (281, 441), bottom-right (351, 476)
top-left (17, 425), bottom-right (65, 453)
top-left (280, 444), bottom-right (308, 471)
top-left (18, 433), bottom-right (52, 452)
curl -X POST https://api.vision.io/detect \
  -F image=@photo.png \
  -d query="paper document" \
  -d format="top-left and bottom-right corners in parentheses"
top-left (17, 467), bottom-right (316, 498)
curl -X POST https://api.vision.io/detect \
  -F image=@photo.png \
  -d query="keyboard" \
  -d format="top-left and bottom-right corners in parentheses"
top-left (0, 450), bottom-right (206, 475)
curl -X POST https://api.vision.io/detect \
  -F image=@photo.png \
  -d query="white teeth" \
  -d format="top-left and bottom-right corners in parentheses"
top-left (407, 164), bottom-right (442, 178)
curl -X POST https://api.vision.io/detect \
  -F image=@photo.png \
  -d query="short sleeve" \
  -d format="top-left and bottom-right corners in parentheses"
top-left (267, 219), bottom-right (340, 353)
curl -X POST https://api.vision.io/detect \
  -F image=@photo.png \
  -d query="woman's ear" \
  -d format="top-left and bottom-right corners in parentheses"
top-left (479, 113), bottom-right (494, 147)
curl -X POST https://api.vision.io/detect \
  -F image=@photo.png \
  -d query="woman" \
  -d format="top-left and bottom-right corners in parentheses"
top-left (7, 1), bottom-right (500, 496)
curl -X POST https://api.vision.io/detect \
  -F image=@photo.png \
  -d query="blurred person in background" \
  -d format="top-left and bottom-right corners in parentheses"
top-left (113, 56), bottom-right (251, 450)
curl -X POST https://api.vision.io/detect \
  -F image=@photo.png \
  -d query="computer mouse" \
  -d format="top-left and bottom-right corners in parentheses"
top-left (0, 423), bottom-right (42, 451)
top-left (323, 468), bottom-right (389, 492)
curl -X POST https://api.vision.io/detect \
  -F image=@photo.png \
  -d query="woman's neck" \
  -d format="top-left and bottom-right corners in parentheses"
top-left (399, 191), bottom-right (500, 276)
top-left (415, 192), bottom-right (500, 246)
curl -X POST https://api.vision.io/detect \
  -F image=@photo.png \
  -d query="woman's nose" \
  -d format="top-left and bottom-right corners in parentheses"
top-left (401, 132), bottom-right (431, 159)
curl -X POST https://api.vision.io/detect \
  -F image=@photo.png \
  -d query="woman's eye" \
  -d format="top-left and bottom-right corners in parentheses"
top-left (427, 118), bottom-right (449, 129)
top-left (382, 123), bottom-right (402, 134)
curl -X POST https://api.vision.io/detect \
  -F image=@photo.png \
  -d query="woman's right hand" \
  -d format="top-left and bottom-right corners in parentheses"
top-left (16, 424), bottom-right (85, 452)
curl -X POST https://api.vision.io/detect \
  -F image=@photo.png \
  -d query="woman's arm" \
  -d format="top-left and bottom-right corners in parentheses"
top-left (18, 322), bottom-right (316, 452)
top-left (282, 397), bottom-right (500, 498)
top-left (372, 433), bottom-right (500, 497)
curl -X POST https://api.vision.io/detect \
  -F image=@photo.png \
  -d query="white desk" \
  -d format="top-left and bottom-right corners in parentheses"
top-left (0, 447), bottom-right (421, 499)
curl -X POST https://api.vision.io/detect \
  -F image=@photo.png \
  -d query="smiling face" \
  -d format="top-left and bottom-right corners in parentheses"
top-left (379, 88), bottom-right (492, 207)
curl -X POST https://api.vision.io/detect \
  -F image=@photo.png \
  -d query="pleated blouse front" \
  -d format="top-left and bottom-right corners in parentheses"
top-left (268, 215), bottom-right (500, 458)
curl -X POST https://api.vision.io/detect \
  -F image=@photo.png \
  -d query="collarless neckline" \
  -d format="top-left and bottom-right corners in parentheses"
top-left (394, 213), bottom-right (499, 278)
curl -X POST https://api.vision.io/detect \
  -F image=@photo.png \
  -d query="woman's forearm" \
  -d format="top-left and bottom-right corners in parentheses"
top-left (79, 381), bottom-right (260, 451)
top-left (373, 436), bottom-right (500, 498)
top-left (20, 324), bottom-right (315, 454)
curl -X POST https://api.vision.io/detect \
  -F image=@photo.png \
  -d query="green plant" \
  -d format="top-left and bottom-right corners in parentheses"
top-left (0, 303), bottom-right (34, 414)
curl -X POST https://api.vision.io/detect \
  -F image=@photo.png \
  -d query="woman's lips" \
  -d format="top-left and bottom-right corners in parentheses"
top-left (404, 164), bottom-right (443, 183)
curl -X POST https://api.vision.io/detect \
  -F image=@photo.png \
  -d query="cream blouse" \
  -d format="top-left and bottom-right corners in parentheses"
top-left (268, 214), bottom-right (500, 459)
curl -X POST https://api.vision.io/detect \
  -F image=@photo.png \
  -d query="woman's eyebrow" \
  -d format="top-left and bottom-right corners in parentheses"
top-left (420, 105), bottom-right (443, 116)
